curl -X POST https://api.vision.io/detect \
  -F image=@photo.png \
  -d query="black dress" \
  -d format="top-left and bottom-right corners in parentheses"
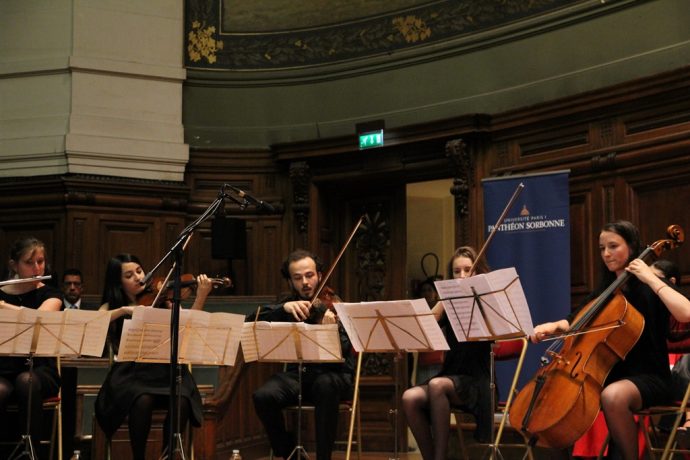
top-left (0, 285), bottom-right (62, 397)
top-left (94, 310), bottom-right (203, 438)
top-left (567, 277), bottom-right (672, 407)
top-left (432, 315), bottom-right (492, 442)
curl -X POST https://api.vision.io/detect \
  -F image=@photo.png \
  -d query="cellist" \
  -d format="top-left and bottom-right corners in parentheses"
top-left (250, 249), bottom-right (356, 460)
top-left (531, 221), bottom-right (690, 459)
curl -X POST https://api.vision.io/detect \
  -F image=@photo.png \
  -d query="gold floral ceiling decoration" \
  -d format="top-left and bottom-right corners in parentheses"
top-left (185, 0), bottom-right (606, 71)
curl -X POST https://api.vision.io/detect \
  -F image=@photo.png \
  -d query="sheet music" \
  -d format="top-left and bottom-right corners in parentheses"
top-left (334, 299), bottom-right (449, 353)
top-left (117, 306), bottom-right (244, 365)
top-left (241, 322), bottom-right (259, 362)
top-left (241, 321), bottom-right (343, 363)
top-left (0, 309), bottom-right (34, 355)
top-left (434, 267), bottom-right (533, 342)
top-left (180, 310), bottom-right (244, 365)
top-left (35, 309), bottom-right (110, 357)
top-left (0, 309), bottom-right (109, 357)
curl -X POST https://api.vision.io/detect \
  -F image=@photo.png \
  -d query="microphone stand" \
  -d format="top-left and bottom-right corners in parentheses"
top-left (141, 185), bottom-right (245, 459)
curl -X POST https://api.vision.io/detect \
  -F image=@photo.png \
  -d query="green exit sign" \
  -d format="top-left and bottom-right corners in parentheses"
top-left (359, 130), bottom-right (384, 149)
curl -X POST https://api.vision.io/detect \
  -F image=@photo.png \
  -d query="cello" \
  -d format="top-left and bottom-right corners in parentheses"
top-left (509, 224), bottom-right (684, 448)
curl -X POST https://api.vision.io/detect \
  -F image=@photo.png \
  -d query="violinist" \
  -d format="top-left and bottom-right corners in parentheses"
top-left (531, 221), bottom-right (690, 460)
top-left (402, 246), bottom-right (493, 460)
top-left (94, 254), bottom-right (213, 460)
top-left (251, 249), bottom-right (355, 460)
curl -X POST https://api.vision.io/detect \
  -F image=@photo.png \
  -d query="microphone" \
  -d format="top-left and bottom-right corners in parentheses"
top-left (224, 184), bottom-right (275, 212)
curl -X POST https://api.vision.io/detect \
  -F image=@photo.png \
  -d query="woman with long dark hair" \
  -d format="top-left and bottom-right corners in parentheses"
top-left (532, 221), bottom-right (690, 459)
top-left (95, 254), bottom-right (213, 460)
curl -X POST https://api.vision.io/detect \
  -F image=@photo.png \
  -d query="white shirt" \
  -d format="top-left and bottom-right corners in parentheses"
top-left (63, 298), bottom-right (81, 309)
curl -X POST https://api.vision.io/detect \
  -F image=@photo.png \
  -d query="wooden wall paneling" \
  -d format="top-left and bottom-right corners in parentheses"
top-left (567, 185), bottom-right (595, 306)
top-left (0, 214), bottom-right (64, 283)
top-left (96, 214), bottom-right (166, 287)
top-left (204, 360), bottom-right (282, 460)
top-left (184, 224), bottom-right (239, 298)
top-left (250, 218), bottom-right (284, 296)
top-left (624, 168), bottom-right (690, 297)
top-left (65, 210), bottom-right (100, 297)
top-left (185, 151), bottom-right (288, 297)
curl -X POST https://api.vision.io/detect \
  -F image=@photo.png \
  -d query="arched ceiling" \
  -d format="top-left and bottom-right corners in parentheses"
top-left (185, 0), bottom-right (587, 71)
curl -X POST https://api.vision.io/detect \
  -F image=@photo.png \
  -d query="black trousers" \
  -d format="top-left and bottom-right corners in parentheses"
top-left (253, 369), bottom-right (352, 460)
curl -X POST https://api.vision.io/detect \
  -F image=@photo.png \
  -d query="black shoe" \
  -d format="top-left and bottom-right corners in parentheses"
top-left (676, 427), bottom-right (690, 450)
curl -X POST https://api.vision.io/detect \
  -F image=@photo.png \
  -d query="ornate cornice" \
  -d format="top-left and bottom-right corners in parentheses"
top-left (184, 0), bottom-right (633, 77)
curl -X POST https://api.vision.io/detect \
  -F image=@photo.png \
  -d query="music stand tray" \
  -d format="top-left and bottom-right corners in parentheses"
top-left (0, 309), bottom-right (109, 460)
top-left (334, 298), bottom-right (450, 460)
top-left (242, 320), bottom-right (344, 460)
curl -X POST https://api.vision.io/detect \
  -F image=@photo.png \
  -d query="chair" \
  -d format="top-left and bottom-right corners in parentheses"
top-left (100, 343), bottom-right (194, 460)
top-left (269, 353), bottom-right (364, 460)
top-left (0, 357), bottom-right (62, 460)
top-left (593, 350), bottom-right (690, 460)
top-left (629, 350), bottom-right (690, 460)
top-left (451, 337), bottom-right (534, 460)
top-left (280, 399), bottom-right (362, 460)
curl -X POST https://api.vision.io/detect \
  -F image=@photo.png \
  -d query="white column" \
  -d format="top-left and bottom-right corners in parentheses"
top-left (0, 0), bottom-right (188, 181)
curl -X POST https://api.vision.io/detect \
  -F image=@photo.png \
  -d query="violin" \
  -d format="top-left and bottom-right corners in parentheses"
top-left (309, 285), bottom-right (341, 322)
top-left (509, 224), bottom-right (684, 449)
top-left (137, 273), bottom-right (232, 307)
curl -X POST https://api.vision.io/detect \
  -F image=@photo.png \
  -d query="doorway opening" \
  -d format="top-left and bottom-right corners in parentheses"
top-left (405, 178), bottom-right (454, 298)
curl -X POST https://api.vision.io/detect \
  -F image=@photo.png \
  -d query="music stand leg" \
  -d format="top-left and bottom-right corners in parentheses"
top-left (388, 352), bottom-right (401, 460)
top-left (287, 361), bottom-right (310, 460)
top-left (9, 354), bottom-right (38, 460)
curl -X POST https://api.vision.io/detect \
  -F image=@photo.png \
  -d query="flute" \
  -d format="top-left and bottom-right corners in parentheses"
top-left (0, 275), bottom-right (52, 287)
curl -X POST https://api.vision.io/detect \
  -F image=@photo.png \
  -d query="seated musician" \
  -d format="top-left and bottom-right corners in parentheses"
top-left (402, 246), bottom-right (493, 460)
top-left (0, 237), bottom-right (62, 452)
top-left (250, 249), bottom-right (355, 460)
top-left (652, 259), bottom-right (690, 442)
top-left (531, 221), bottom-right (690, 460)
top-left (94, 254), bottom-right (213, 460)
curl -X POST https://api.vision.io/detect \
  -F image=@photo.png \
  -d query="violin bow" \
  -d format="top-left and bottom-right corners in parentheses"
top-left (146, 233), bottom-right (194, 307)
top-left (470, 182), bottom-right (525, 274)
top-left (311, 214), bottom-right (365, 304)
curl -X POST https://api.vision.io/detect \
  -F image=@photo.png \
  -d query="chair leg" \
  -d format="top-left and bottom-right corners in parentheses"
top-left (356, 403), bottom-right (362, 460)
top-left (49, 405), bottom-right (57, 460)
top-left (453, 412), bottom-right (469, 460)
top-left (58, 401), bottom-right (63, 460)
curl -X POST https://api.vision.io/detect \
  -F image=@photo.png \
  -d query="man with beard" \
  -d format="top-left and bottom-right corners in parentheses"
top-left (251, 249), bottom-right (355, 460)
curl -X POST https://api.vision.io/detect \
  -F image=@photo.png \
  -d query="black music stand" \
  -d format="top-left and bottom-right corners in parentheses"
top-left (116, 306), bottom-right (245, 459)
top-left (334, 298), bottom-right (450, 460)
top-left (138, 184), bottom-right (255, 458)
top-left (434, 267), bottom-right (534, 460)
top-left (242, 320), bottom-right (344, 460)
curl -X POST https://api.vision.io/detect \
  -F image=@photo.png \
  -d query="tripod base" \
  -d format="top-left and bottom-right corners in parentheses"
top-left (159, 432), bottom-right (187, 460)
top-left (8, 434), bottom-right (37, 460)
top-left (286, 444), bottom-right (309, 460)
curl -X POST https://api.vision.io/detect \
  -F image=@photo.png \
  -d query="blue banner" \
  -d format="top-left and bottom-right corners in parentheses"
top-left (482, 171), bottom-right (570, 398)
